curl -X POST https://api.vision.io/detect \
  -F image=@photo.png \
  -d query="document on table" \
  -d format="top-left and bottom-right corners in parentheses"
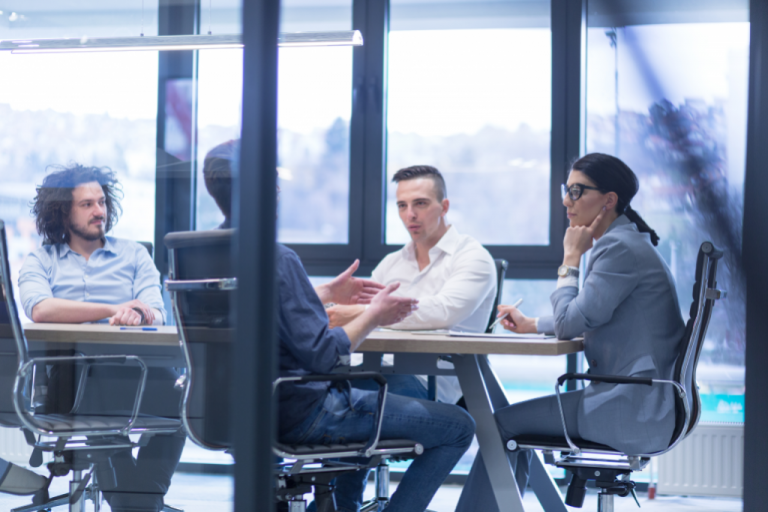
top-left (448, 330), bottom-right (556, 339)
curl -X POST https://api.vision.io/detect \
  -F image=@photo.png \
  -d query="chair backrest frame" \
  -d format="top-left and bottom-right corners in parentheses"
top-left (485, 258), bottom-right (509, 333)
top-left (165, 229), bottom-right (234, 452)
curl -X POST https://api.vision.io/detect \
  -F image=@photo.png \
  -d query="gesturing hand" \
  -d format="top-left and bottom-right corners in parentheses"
top-left (325, 259), bottom-right (385, 305)
top-left (563, 207), bottom-right (607, 261)
top-left (368, 283), bottom-right (419, 326)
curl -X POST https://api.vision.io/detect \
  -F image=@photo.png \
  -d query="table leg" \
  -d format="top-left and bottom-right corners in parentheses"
top-left (453, 354), bottom-right (525, 512)
top-left (529, 451), bottom-right (567, 512)
top-left (466, 355), bottom-right (568, 512)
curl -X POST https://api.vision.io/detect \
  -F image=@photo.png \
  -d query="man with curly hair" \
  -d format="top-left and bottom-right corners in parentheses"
top-left (18, 164), bottom-right (184, 512)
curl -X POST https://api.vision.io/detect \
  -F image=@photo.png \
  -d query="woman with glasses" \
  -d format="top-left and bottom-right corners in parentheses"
top-left (455, 153), bottom-right (685, 511)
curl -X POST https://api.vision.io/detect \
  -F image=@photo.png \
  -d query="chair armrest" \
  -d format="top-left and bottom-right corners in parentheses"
top-left (552, 372), bottom-right (686, 455)
top-left (14, 355), bottom-right (149, 437)
top-left (165, 278), bottom-right (237, 292)
top-left (557, 372), bottom-right (653, 387)
top-left (274, 371), bottom-right (387, 458)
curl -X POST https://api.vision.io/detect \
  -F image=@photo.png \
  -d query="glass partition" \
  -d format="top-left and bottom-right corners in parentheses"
top-left (585, 0), bottom-right (749, 423)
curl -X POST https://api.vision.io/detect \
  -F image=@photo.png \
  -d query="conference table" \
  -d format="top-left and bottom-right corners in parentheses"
top-left (20, 323), bottom-right (583, 512)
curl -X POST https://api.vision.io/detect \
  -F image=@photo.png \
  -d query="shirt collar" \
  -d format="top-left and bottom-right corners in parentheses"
top-left (604, 214), bottom-right (632, 235)
top-left (402, 225), bottom-right (460, 260)
top-left (56, 237), bottom-right (115, 259)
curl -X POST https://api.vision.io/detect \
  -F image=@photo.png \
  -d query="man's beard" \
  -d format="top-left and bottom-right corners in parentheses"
top-left (69, 220), bottom-right (105, 242)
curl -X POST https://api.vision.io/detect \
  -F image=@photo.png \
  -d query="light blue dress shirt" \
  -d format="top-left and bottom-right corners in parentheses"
top-left (18, 237), bottom-right (166, 324)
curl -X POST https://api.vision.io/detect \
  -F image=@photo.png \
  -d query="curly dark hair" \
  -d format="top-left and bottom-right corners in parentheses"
top-left (31, 164), bottom-right (123, 244)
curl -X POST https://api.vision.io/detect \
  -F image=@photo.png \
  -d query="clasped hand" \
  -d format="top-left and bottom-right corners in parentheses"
top-left (109, 299), bottom-right (154, 326)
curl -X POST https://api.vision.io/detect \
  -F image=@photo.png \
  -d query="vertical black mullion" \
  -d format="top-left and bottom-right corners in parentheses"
top-left (154, 0), bottom-right (200, 275)
top-left (234, 0), bottom-right (279, 510)
top-left (552, 0), bottom-right (586, 391)
top-left (742, 0), bottom-right (768, 508)
top-left (354, 0), bottom-right (389, 267)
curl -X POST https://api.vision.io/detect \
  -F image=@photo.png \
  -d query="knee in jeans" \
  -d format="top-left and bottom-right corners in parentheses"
top-left (456, 408), bottom-right (476, 446)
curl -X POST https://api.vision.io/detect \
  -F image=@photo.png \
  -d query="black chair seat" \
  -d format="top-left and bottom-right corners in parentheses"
top-left (277, 438), bottom-right (421, 458)
top-left (511, 434), bottom-right (617, 453)
top-left (0, 412), bottom-right (181, 433)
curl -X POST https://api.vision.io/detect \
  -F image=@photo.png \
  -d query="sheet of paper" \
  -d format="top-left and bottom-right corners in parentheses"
top-left (448, 330), bottom-right (555, 339)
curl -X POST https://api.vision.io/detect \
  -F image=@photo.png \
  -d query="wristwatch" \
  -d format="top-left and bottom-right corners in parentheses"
top-left (557, 265), bottom-right (580, 278)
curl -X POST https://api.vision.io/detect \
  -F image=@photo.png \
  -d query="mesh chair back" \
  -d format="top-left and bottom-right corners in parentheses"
top-left (669, 241), bottom-right (723, 445)
top-left (485, 258), bottom-right (509, 333)
top-left (165, 229), bottom-right (234, 450)
top-left (0, 220), bottom-right (27, 427)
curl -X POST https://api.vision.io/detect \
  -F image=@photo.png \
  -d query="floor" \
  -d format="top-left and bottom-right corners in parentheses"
top-left (0, 470), bottom-right (743, 512)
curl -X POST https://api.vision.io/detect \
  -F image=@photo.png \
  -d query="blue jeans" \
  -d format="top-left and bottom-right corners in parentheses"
top-left (281, 385), bottom-right (475, 512)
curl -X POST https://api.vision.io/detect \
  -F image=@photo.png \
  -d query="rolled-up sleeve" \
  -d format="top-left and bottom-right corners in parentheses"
top-left (278, 250), bottom-right (351, 373)
top-left (550, 238), bottom-right (640, 340)
top-left (386, 248), bottom-right (496, 330)
top-left (18, 251), bottom-right (54, 320)
top-left (132, 245), bottom-right (167, 325)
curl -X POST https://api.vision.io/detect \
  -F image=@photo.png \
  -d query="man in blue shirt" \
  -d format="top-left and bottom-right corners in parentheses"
top-left (202, 139), bottom-right (476, 511)
top-left (18, 164), bottom-right (184, 512)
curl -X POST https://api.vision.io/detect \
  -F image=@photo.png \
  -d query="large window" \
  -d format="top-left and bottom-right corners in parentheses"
top-left (0, 15), bottom-right (159, 320)
top-left (196, 0), bottom-right (353, 244)
top-left (386, 0), bottom-right (552, 246)
top-left (585, 0), bottom-right (749, 423)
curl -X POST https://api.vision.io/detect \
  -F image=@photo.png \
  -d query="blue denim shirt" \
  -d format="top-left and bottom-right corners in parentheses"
top-left (18, 237), bottom-right (166, 324)
top-left (276, 243), bottom-right (351, 434)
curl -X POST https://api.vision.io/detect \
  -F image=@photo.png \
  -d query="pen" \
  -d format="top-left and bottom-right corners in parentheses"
top-left (488, 298), bottom-right (524, 331)
top-left (120, 327), bottom-right (158, 331)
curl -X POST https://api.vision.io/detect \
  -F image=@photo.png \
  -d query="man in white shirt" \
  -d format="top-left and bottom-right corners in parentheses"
top-left (328, 165), bottom-right (497, 404)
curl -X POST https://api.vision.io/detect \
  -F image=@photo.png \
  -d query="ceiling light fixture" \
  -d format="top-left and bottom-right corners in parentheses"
top-left (0, 31), bottom-right (363, 54)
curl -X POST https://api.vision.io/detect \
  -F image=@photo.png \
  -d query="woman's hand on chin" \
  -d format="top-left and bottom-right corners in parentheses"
top-left (563, 207), bottom-right (607, 263)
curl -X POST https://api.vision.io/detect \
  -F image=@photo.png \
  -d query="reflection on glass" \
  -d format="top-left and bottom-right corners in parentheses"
top-left (586, 5), bottom-right (749, 422)
top-left (196, 0), bottom-right (353, 243)
top-left (387, 0), bottom-right (552, 246)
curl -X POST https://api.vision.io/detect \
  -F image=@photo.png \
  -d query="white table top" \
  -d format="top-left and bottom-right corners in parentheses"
top-left (20, 324), bottom-right (583, 356)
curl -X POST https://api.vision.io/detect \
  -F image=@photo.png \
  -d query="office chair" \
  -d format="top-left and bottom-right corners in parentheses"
top-left (485, 258), bottom-right (509, 334)
top-left (164, 230), bottom-right (422, 512)
top-left (0, 219), bottom-right (183, 512)
top-left (506, 241), bottom-right (725, 511)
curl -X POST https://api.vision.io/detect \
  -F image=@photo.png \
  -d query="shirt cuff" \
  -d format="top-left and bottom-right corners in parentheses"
top-left (557, 275), bottom-right (579, 289)
top-left (534, 317), bottom-right (539, 331)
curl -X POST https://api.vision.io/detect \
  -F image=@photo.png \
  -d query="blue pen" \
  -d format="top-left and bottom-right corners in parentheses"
top-left (120, 327), bottom-right (158, 331)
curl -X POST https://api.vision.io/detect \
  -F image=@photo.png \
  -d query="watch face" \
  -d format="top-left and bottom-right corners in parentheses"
top-left (558, 265), bottom-right (568, 277)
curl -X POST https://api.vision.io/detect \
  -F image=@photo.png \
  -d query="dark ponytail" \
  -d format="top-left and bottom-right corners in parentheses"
top-left (623, 205), bottom-right (660, 246)
top-left (571, 153), bottom-right (660, 246)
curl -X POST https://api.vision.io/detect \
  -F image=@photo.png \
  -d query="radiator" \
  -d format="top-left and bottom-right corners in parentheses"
top-left (0, 427), bottom-right (34, 466)
top-left (657, 422), bottom-right (743, 498)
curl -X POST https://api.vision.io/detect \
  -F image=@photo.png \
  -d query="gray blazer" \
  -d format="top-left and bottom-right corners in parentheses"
top-left (538, 215), bottom-right (685, 455)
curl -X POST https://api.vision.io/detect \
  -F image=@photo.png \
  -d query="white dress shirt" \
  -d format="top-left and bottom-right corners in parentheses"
top-left (372, 226), bottom-right (497, 403)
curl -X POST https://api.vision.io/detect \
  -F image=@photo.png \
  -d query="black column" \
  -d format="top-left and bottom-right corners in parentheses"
top-left (742, 0), bottom-right (768, 508)
top-left (154, 0), bottom-right (200, 274)
top-left (552, 0), bottom-right (586, 391)
top-left (233, 0), bottom-right (279, 510)
top-left (353, 0), bottom-right (390, 267)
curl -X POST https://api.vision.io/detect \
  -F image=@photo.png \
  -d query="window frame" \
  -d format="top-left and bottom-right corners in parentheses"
top-left (283, 0), bottom-right (585, 280)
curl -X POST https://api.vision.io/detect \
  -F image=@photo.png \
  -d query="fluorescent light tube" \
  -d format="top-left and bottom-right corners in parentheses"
top-left (0, 31), bottom-right (363, 54)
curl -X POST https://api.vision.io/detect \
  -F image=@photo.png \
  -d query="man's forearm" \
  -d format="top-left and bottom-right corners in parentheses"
top-left (31, 298), bottom-right (115, 324)
top-left (341, 309), bottom-right (380, 352)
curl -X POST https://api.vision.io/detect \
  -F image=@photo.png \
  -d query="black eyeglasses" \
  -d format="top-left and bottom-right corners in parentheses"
top-left (561, 183), bottom-right (603, 201)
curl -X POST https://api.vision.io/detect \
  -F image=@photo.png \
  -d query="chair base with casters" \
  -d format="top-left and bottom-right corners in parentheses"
top-left (273, 373), bottom-right (423, 512)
